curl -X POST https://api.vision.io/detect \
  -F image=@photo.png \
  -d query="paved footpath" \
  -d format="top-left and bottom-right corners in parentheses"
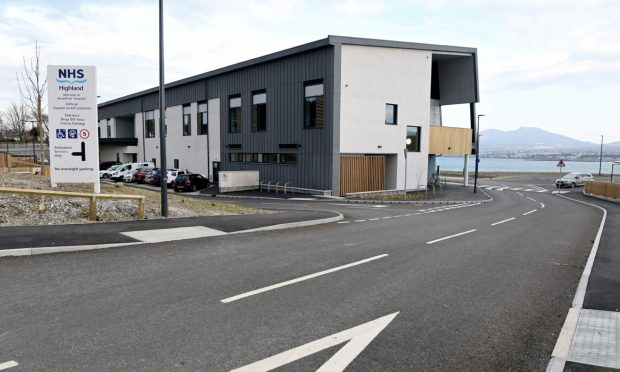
top-left (548, 192), bottom-right (620, 371)
top-left (0, 209), bottom-right (339, 251)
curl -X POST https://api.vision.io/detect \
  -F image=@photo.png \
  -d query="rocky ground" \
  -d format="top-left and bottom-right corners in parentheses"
top-left (0, 173), bottom-right (264, 226)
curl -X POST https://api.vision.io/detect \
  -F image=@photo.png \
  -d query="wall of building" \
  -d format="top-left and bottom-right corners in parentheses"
top-left (339, 44), bottom-right (432, 190)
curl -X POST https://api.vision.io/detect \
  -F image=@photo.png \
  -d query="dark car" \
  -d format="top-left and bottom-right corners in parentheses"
top-left (132, 167), bottom-right (155, 184)
top-left (172, 174), bottom-right (209, 192)
top-left (148, 169), bottom-right (163, 186)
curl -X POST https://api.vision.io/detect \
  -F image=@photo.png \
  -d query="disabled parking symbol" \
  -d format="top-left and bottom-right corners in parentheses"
top-left (56, 129), bottom-right (66, 139)
top-left (68, 129), bottom-right (78, 139)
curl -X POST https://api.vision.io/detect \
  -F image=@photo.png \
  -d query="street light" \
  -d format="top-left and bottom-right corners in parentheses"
top-left (158, 0), bottom-right (168, 217)
top-left (473, 114), bottom-right (485, 193)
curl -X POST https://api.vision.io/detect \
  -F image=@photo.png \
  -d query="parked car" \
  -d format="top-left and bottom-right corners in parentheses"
top-left (100, 161), bottom-right (121, 171)
top-left (166, 169), bottom-right (190, 188)
top-left (172, 173), bottom-right (209, 192)
top-left (148, 169), bottom-right (163, 186)
top-left (132, 167), bottom-right (155, 184)
top-left (143, 168), bottom-right (159, 185)
top-left (99, 164), bottom-right (122, 179)
top-left (110, 162), bottom-right (155, 182)
top-left (555, 172), bottom-right (594, 188)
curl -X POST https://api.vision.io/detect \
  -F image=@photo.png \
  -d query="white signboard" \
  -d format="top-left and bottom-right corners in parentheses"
top-left (47, 65), bottom-right (99, 187)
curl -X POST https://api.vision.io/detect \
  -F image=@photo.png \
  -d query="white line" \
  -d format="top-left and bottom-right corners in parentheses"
top-left (404, 214), bottom-right (412, 217)
top-left (353, 220), bottom-right (366, 223)
top-left (382, 216), bottom-right (391, 219)
top-left (393, 215), bottom-right (403, 218)
top-left (369, 218), bottom-right (380, 221)
top-left (0, 361), bottom-right (18, 370)
top-left (221, 254), bottom-right (389, 303)
top-left (522, 209), bottom-right (537, 216)
top-left (491, 217), bottom-right (516, 226)
top-left (526, 197), bottom-right (537, 202)
top-left (426, 229), bottom-right (477, 245)
top-left (337, 221), bottom-right (350, 224)
top-left (516, 192), bottom-right (524, 196)
top-left (540, 203), bottom-right (545, 208)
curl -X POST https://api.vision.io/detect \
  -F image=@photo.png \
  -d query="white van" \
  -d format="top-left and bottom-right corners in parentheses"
top-left (110, 162), bottom-right (154, 182)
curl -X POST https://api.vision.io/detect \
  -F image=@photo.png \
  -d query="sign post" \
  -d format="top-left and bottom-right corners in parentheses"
top-left (557, 159), bottom-right (566, 188)
top-left (47, 65), bottom-right (99, 193)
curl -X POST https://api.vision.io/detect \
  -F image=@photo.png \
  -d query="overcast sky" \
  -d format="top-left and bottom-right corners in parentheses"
top-left (1, 0), bottom-right (619, 143)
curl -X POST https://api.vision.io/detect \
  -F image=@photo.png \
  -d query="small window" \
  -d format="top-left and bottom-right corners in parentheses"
top-left (278, 153), bottom-right (297, 165)
top-left (152, 158), bottom-right (157, 167)
top-left (182, 105), bottom-right (191, 136)
top-left (252, 91), bottom-right (267, 132)
top-left (174, 159), bottom-right (179, 169)
top-left (106, 119), bottom-right (112, 138)
top-left (229, 95), bottom-right (241, 133)
top-left (198, 102), bottom-right (208, 135)
top-left (145, 111), bottom-right (155, 138)
top-left (406, 126), bottom-right (421, 152)
top-left (304, 81), bottom-right (324, 129)
top-left (385, 104), bottom-right (397, 125)
top-left (263, 153), bottom-right (278, 163)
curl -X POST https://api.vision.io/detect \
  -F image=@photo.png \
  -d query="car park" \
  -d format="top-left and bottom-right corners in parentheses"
top-left (172, 173), bottom-right (209, 192)
top-left (111, 162), bottom-right (154, 182)
top-left (166, 169), bottom-right (190, 188)
top-left (133, 167), bottom-right (155, 184)
top-left (555, 172), bottom-right (594, 188)
top-left (148, 169), bottom-right (163, 186)
top-left (143, 168), bottom-right (159, 184)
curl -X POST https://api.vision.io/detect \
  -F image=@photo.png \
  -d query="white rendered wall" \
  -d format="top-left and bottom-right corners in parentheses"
top-left (339, 45), bottom-right (432, 190)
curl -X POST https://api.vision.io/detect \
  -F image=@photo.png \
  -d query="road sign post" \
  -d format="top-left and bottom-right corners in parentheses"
top-left (47, 65), bottom-right (100, 193)
top-left (557, 159), bottom-right (565, 188)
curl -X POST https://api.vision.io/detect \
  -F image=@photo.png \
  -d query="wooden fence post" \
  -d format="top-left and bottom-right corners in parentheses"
top-left (138, 197), bottom-right (145, 219)
top-left (89, 194), bottom-right (97, 221)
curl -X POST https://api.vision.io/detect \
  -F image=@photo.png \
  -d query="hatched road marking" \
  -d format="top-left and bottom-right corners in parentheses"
top-left (221, 254), bottom-right (388, 303)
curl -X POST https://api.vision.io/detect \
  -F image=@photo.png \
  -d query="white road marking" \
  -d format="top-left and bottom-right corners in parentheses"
top-left (426, 229), bottom-right (477, 244)
top-left (516, 192), bottom-right (524, 196)
top-left (354, 220), bottom-right (366, 223)
top-left (0, 361), bottom-right (18, 370)
top-left (231, 312), bottom-right (399, 372)
top-left (523, 189), bottom-right (536, 192)
top-left (121, 226), bottom-right (227, 243)
top-left (373, 205), bottom-right (387, 208)
top-left (337, 221), bottom-right (350, 224)
top-left (540, 203), bottom-right (545, 208)
top-left (491, 217), bottom-right (516, 226)
top-left (526, 197), bottom-right (537, 202)
top-left (221, 254), bottom-right (389, 303)
top-left (404, 214), bottom-right (412, 217)
top-left (369, 218), bottom-right (380, 221)
top-left (523, 209), bottom-right (537, 216)
top-left (382, 216), bottom-right (391, 219)
top-left (511, 188), bottom-right (523, 191)
top-left (393, 215), bottom-right (403, 218)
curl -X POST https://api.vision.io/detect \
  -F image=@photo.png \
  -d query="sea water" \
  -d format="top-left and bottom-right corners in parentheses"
top-left (435, 156), bottom-right (617, 174)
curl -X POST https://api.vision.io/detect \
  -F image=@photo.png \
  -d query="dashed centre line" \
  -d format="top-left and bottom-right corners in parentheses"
top-left (426, 229), bottom-right (477, 244)
top-left (0, 361), bottom-right (18, 370)
top-left (526, 197), bottom-right (537, 202)
top-left (354, 219), bottom-right (366, 223)
top-left (221, 254), bottom-right (389, 303)
top-left (523, 209), bottom-right (537, 216)
top-left (491, 217), bottom-right (516, 226)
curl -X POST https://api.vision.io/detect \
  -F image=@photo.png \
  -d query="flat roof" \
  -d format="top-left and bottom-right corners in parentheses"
top-left (99, 35), bottom-right (477, 108)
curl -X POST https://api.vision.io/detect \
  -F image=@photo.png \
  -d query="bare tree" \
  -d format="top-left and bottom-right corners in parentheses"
top-left (1, 102), bottom-right (30, 141)
top-left (17, 41), bottom-right (47, 168)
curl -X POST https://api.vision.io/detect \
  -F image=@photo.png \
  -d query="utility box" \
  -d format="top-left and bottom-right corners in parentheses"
top-left (219, 171), bottom-right (259, 192)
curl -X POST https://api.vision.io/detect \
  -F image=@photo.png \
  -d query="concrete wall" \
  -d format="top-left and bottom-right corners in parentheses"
top-left (339, 44), bottom-right (432, 190)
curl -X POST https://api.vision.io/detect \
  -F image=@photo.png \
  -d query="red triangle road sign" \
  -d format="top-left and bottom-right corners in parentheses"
top-left (557, 160), bottom-right (566, 167)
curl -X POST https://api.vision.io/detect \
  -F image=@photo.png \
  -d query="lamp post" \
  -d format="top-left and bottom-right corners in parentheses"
top-left (158, 0), bottom-right (168, 217)
top-left (473, 114), bottom-right (485, 193)
top-left (599, 135), bottom-right (603, 176)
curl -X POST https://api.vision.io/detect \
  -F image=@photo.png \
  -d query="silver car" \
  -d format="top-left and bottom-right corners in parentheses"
top-left (555, 172), bottom-right (594, 188)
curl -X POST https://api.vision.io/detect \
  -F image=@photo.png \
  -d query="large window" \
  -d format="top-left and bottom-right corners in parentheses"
top-left (182, 105), bottom-right (191, 136)
top-left (227, 152), bottom-right (296, 165)
top-left (304, 81), bottom-right (324, 129)
top-left (145, 111), bottom-right (155, 138)
top-left (406, 126), bottom-right (421, 152)
top-left (198, 102), bottom-right (208, 135)
top-left (106, 119), bottom-right (112, 138)
top-left (251, 91), bottom-right (267, 132)
top-left (385, 103), bottom-right (397, 125)
top-left (229, 95), bottom-right (241, 133)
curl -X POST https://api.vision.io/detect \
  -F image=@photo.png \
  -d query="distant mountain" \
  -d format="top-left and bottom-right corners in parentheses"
top-left (480, 127), bottom-right (594, 151)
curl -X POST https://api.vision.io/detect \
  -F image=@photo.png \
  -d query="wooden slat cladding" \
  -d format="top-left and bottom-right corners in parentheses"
top-left (586, 180), bottom-right (620, 199)
top-left (429, 126), bottom-right (472, 155)
top-left (340, 155), bottom-right (385, 195)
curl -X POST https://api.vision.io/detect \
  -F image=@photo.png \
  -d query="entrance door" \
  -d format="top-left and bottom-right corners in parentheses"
top-left (212, 161), bottom-right (220, 183)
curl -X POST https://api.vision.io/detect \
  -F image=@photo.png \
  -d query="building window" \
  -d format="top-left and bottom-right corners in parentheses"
top-left (98, 127), bottom-right (101, 138)
top-left (406, 126), bottom-right (421, 152)
top-left (145, 111), bottom-right (155, 138)
top-left (174, 159), bottom-right (179, 169)
top-left (385, 104), bottom-right (397, 125)
top-left (229, 95), bottom-right (241, 133)
top-left (251, 91), bottom-right (267, 132)
top-left (198, 102), bottom-right (208, 135)
top-left (278, 153), bottom-right (297, 165)
top-left (182, 105), bottom-right (191, 136)
top-left (106, 119), bottom-right (111, 138)
top-left (304, 81), bottom-right (324, 129)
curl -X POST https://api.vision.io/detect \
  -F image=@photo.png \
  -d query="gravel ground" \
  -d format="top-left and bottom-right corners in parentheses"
top-left (0, 173), bottom-right (264, 226)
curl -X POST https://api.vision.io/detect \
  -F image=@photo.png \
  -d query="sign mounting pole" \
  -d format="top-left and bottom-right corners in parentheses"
top-left (159, 0), bottom-right (168, 217)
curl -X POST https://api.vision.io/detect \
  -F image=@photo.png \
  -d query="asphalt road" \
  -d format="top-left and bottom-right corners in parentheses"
top-left (0, 179), bottom-right (605, 371)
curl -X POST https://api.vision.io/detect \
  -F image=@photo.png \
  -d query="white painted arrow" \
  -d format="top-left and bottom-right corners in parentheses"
top-left (0, 361), bottom-right (18, 370)
top-left (231, 312), bottom-right (399, 372)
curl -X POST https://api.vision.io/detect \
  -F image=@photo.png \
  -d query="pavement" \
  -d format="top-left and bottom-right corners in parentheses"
top-left (0, 176), bottom-right (618, 370)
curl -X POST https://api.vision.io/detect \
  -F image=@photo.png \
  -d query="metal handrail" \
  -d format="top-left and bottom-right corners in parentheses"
top-left (275, 182), bottom-right (282, 193)
top-left (284, 182), bottom-right (291, 195)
